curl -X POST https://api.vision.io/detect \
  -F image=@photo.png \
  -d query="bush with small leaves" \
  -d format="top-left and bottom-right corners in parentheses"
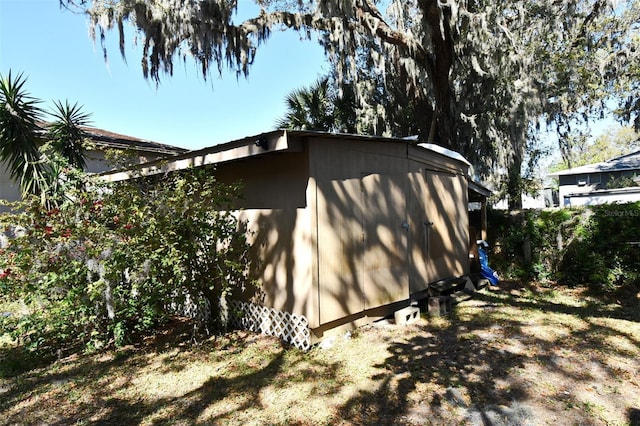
top-left (0, 166), bottom-right (255, 354)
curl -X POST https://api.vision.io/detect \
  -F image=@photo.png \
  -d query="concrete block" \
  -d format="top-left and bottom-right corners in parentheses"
top-left (394, 306), bottom-right (421, 325)
top-left (464, 276), bottom-right (476, 292)
top-left (428, 296), bottom-right (451, 317)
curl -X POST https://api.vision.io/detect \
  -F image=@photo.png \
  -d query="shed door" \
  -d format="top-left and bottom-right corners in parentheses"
top-left (361, 172), bottom-right (409, 309)
top-left (423, 170), bottom-right (468, 281)
top-left (316, 176), bottom-right (366, 324)
top-left (315, 152), bottom-right (410, 325)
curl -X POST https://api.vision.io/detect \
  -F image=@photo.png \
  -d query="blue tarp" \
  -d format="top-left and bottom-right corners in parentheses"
top-left (478, 244), bottom-right (500, 286)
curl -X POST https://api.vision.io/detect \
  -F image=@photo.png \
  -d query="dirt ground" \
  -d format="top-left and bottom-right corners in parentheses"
top-left (358, 282), bottom-right (640, 426)
top-left (1, 281), bottom-right (639, 425)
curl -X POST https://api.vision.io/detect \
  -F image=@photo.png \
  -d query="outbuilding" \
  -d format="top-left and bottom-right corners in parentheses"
top-left (104, 130), bottom-right (477, 348)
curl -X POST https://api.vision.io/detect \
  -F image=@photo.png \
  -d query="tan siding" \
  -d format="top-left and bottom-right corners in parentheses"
top-left (311, 139), bottom-right (411, 325)
top-left (307, 174), bottom-right (320, 328)
top-left (425, 171), bottom-right (469, 279)
top-left (219, 150), bottom-right (316, 321)
top-left (216, 152), bottom-right (308, 209)
top-left (407, 161), bottom-right (431, 293)
top-left (360, 151), bottom-right (409, 309)
top-left (312, 141), bottom-right (366, 324)
top-left (238, 208), bottom-right (315, 321)
top-left (407, 159), bottom-right (470, 292)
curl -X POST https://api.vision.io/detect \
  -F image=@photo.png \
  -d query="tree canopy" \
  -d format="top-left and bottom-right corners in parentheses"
top-left (64, 0), bottom-right (640, 207)
top-left (552, 125), bottom-right (640, 171)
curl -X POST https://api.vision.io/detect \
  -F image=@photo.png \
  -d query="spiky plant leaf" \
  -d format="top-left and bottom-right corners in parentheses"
top-left (0, 71), bottom-right (48, 197)
top-left (48, 99), bottom-right (91, 170)
top-left (277, 77), bottom-right (336, 131)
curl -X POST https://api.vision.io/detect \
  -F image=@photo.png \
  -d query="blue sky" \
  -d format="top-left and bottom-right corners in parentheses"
top-left (0, 1), bottom-right (328, 150)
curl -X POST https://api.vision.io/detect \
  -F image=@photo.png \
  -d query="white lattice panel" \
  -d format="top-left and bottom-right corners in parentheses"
top-left (230, 300), bottom-right (311, 350)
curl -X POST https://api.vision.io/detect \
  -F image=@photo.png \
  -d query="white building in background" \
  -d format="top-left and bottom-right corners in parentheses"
top-left (490, 192), bottom-right (549, 210)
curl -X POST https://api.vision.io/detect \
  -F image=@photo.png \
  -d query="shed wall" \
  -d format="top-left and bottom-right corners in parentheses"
top-left (216, 151), bottom-right (317, 324)
top-left (215, 152), bottom-right (308, 210)
top-left (237, 208), bottom-right (316, 324)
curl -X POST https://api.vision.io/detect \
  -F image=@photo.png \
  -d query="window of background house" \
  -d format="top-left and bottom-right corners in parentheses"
top-left (576, 174), bottom-right (588, 186)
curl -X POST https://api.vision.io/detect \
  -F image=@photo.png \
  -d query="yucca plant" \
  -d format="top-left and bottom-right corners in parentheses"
top-left (0, 71), bottom-right (48, 198)
top-left (47, 100), bottom-right (91, 170)
top-left (0, 71), bottom-right (91, 206)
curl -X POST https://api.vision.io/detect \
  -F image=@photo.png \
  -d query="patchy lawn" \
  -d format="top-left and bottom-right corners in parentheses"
top-left (1, 282), bottom-right (639, 425)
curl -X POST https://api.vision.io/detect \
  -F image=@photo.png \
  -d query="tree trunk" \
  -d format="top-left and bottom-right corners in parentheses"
top-left (421, 0), bottom-right (456, 150)
top-left (507, 157), bottom-right (523, 210)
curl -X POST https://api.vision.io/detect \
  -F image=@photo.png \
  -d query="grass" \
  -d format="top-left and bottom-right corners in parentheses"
top-left (1, 281), bottom-right (639, 425)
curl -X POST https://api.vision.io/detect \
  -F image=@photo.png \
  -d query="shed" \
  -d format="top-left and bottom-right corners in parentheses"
top-left (103, 130), bottom-right (473, 348)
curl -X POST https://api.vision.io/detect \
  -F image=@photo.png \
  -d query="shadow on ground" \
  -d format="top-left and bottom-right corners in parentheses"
top-left (0, 324), bottom-right (345, 425)
top-left (1, 282), bottom-right (638, 425)
top-left (333, 281), bottom-right (640, 425)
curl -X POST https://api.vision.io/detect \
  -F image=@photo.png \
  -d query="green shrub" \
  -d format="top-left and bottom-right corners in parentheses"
top-left (488, 208), bottom-right (582, 281)
top-left (0, 166), bottom-right (255, 354)
top-left (488, 203), bottom-right (640, 301)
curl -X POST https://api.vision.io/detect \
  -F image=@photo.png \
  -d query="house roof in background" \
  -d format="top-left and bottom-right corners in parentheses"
top-left (35, 122), bottom-right (188, 155)
top-left (81, 127), bottom-right (188, 155)
top-left (548, 150), bottom-right (640, 177)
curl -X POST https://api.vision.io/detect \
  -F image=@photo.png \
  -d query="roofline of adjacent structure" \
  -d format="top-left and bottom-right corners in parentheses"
top-left (99, 129), bottom-right (474, 183)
